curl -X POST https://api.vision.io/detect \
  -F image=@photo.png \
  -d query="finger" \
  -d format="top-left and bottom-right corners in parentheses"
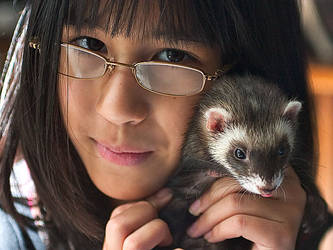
top-left (203, 214), bottom-right (294, 250)
top-left (146, 188), bottom-right (173, 211)
top-left (111, 188), bottom-right (173, 218)
top-left (189, 177), bottom-right (241, 216)
top-left (104, 201), bottom-right (160, 250)
top-left (276, 167), bottom-right (305, 200)
top-left (122, 219), bottom-right (173, 250)
top-left (111, 203), bottom-right (137, 218)
top-left (284, 165), bottom-right (299, 183)
top-left (187, 193), bottom-right (292, 238)
top-left (271, 167), bottom-right (306, 213)
top-left (189, 167), bottom-right (305, 216)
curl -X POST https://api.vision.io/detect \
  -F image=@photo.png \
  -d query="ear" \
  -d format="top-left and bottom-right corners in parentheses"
top-left (283, 101), bottom-right (302, 123)
top-left (204, 107), bottom-right (231, 132)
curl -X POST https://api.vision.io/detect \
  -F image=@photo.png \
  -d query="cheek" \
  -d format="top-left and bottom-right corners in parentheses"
top-left (58, 77), bottom-right (98, 134)
top-left (58, 78), bottom-right (67, 117)
top-left (58, 78), bottom-right (201, 200)
top-left (155, 96), bottom-right (200, 157)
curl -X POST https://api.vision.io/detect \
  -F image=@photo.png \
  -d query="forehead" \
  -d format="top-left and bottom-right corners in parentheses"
top-left (66, 0), bottom-right (219, 46)
top-left (245, 120), bottom-right (291, 148)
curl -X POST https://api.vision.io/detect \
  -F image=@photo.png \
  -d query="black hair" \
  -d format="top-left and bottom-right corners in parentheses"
top-left (0, 0), bottom-right (317, 249)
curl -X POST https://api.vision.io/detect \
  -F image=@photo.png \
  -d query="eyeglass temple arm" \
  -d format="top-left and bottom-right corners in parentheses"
top-left (206, 63), bottom-right (234, 81)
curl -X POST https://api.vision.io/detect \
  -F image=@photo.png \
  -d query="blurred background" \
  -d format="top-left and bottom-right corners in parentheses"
top-left (0, 0), bottom-right (20, 70)
top-left (303, 1), bottom-right (333, 249)
top-left (0, 0), bottom-right (333, 249)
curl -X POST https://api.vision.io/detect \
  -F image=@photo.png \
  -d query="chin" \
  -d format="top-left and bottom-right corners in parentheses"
top-left (95, 179), bottom-right (164, 202)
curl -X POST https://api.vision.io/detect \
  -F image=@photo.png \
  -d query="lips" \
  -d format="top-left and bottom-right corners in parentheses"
top-left (95, 140), bottom-right (154, 166)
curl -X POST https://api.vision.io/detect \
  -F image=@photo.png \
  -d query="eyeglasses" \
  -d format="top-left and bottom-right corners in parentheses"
top-left (31, 41), bottom-right (232, 96)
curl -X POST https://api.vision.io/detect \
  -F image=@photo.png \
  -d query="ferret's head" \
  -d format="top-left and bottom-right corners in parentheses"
top-left (204, 100), bottom-right (302, 197)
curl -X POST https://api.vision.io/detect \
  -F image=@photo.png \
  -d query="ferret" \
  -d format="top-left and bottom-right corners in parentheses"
top-left (156, 75), bottom-right (328, 250)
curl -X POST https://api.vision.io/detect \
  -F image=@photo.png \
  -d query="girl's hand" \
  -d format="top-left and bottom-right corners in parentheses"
top-left (186, 167), bottom-right (306, 250)
top-left (103, 188), bottom-right (173, 250)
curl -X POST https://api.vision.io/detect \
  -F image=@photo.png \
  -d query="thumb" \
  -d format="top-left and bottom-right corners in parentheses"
top-left (146, 188), bottom-right (173, 211)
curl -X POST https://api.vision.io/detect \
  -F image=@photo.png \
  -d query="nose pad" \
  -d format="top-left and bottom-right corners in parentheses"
top-left (107, 64), bottom-right (116, 73)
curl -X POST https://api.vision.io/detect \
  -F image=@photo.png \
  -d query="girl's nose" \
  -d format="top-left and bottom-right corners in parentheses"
top-left (96, 68), bottom-right (150, 126)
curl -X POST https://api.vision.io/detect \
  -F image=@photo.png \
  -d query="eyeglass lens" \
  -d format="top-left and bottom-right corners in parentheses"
top-left (135, 63), bottom-right (204, 96)
top-left (59, 44), bottom-right (205, 96)
top-left (59, 44), bottom-right (107, 79)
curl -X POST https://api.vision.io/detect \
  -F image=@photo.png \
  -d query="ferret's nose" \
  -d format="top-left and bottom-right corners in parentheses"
top-left (258, 186), bottom-right (276, 197)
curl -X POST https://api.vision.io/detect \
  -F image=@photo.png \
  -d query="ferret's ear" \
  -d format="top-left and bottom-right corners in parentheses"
top-left (205, 107), bottom-right (231, 132)
top-left (283, 101), bottom-right (302, 122)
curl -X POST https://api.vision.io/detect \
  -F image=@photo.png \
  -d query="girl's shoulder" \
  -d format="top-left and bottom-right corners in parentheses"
top-left (0, 205), bottom-right (27, 250)
top-left (0, 204), bottom-right (45, 250)
top-left (0, 159), bottom-right (46, 250)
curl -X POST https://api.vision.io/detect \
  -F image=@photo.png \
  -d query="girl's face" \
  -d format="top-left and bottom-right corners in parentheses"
top-left (58, 27), bottom-right (220, 202)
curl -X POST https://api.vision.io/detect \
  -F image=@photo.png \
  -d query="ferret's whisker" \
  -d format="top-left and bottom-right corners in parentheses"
top-left (225, 182), bottom-right (238, 193)
top-left (291, 157), bottom-right (312, 167)
top-left (279, 186), bottom-right (287, 202)
top-left (238, 188), bottom-right (248, 206)
top-left (251, 191), bottom-right (261, 201)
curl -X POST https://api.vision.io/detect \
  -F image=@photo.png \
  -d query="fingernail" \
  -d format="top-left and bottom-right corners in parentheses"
top-left (156, 188), bottom-right (173, 200)
top-left (189, 199), bottom-right (201, 216)
top-left (187, 223), bottom-right (198, 237)
top-left (204, 231), bottom-right (212, 241)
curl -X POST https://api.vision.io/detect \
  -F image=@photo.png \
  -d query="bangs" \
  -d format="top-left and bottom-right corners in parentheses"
top-left (65, 0), bottom-right (223, 46)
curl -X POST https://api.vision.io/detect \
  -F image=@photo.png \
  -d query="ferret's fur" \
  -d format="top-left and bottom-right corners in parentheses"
top-left (156, 75), bottom-right (327, 250)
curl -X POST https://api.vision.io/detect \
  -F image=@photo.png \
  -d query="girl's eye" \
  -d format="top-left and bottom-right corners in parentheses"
top-left (72, 36), bottom-right (106, 52)
top-left (153, 49), bottom-right (193, 63)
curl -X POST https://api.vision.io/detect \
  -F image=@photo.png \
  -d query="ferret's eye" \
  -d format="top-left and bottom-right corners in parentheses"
top-left (278, 147), bottom-right (285, 156)
top-left (234, 148), bottom-right (246, 160)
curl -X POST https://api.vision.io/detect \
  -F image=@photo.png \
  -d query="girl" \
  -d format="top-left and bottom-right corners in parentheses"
top-left (0, 0), bottom-right (325, 249)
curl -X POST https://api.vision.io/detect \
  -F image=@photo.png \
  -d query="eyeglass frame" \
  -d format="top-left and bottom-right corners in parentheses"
top-left (29, 41), bottom-right (233, 97)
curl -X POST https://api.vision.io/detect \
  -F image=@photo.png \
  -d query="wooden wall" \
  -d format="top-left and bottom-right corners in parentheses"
top-left (309, 64), bottom-right (333, 210)
top-left (309, 64), bottom-right (333, 250)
